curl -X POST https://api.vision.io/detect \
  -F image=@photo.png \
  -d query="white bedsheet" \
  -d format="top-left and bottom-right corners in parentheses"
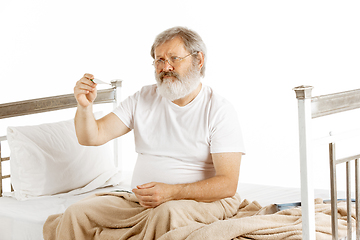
top-left (0, 177), bottom-right (342, 240)
top-left (0, 184), bottom-right (132, 240)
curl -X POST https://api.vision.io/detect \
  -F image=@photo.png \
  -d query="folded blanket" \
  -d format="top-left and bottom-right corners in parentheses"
top-left (160, 198), bottom-right (354, 240)
top-left (43, 192), bottom-right (354, 240)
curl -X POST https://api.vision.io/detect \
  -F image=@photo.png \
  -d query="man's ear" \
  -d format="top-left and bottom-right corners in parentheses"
top-left (197, 52), bottom-right (205, 71)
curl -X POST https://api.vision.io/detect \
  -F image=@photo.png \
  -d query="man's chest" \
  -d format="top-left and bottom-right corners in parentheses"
top-left (133, 104), bottom-right (211, 159)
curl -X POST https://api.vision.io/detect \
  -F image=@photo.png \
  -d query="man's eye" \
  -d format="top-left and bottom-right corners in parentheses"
top-left (171, 56), bottom-right (181, 62)
top-left (156, 59), bottom-right (165, 64)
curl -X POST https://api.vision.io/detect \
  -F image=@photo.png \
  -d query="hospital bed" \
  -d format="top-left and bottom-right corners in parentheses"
top-left (0, 82), bottom-right (357, 239)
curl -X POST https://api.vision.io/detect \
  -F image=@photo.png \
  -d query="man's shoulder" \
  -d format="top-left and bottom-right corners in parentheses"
top-left (138, 84), bottom-right (157, 94)
top-left (130, 84), bottom-right (158, 100)
top-left (203, 85), bottom-right (233, 108)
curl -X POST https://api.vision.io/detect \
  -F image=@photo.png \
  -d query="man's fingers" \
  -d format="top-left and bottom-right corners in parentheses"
top-left (138, 197), bottom-right (161, 208)
top-left (84, 73), bottom-right (94, 80)
top-left (139, 202), bottom-right (156, 208)
top-left (132, 182), bottom-right (169, 208)
top-left (132, 187), bottom-right (153, 196)
top-left (136, 195), bottom-right (154, 203)
top-left (136, 182), bottom-right (156, 189)
top-left (78, 78), bottom-right (96, 88)
top-left (133, 191), bottom-right (155, 208)
top-left (74, 74), bottom-right (98, 107)
top-left (78, 83), bottom-right (96, 92)
top-left (133, 189), bottom-right (159, 206)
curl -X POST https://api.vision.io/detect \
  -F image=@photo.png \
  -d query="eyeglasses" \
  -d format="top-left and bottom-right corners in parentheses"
top-left (153, 52), bottom-right (198, 70)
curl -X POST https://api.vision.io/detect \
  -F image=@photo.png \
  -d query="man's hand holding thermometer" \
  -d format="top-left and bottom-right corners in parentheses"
top-left (74, 73), bottom-right (98, 108)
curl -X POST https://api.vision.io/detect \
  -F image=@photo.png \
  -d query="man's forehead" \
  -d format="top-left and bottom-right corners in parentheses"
top-left (155, 37), bottom-right (188, 57)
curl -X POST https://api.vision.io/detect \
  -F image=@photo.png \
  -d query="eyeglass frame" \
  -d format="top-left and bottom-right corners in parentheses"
top-left (152, 51), bottom-right (199, 69)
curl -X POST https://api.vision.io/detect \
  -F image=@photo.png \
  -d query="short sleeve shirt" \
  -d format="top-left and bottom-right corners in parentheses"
top-left (113, 84), bottom-right (245, 188)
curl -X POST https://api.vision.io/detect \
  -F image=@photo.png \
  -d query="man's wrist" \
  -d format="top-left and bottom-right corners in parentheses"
top-left (171, 184), bottom-right (187, 201)
top-left (77, 103), bottom-right (93, 112)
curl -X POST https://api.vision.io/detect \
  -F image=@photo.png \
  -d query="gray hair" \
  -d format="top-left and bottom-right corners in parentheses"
top-left (151, 26), bottom-right (207, 77)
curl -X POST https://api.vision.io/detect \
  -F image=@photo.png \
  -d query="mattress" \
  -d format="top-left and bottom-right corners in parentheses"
top-left (237, 182), bottom-right (337, 206)
top-left (0, 176), bottom-right (344, 240)
top-left (0, 171), bottom-right (133, 240)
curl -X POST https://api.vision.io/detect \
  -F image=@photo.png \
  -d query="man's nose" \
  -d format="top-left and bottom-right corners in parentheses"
top-left (163, 60), bottom-right (174, 71)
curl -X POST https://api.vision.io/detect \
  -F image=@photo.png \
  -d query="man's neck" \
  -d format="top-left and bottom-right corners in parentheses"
top-left (172, 83), bottom-right (202, 107)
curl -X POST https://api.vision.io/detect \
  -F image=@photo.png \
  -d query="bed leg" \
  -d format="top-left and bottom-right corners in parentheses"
top-left (111, 80), bottom-right (123, 169)
top-left (294, 86), bottom-right (316, 240)
top-left (356, 159), bottom-right (360, 240)
top-left (346, 161), bottom-right (353, 239)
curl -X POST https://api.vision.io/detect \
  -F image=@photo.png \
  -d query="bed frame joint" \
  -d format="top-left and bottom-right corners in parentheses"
top-left (293, 85), bottom-right (313, 99)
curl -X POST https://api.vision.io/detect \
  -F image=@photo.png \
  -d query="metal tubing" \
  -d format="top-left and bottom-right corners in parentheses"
top-left (294, 86), bottom-right (316, 240)
top-left (329, 142), bottom-right (338, 240)
top-left (0, 87), bottom-right (116, 119)
top-left (0, 141), bottom-right (2, 197)
top-left (356, 159), bottom-right (360, 240)
top-left (111, 80), bottom-right (123, 169)
top-left (312, 88), bottom-right (360, 118)
top-left (346, 161), bottom-right (352, 239)
top-left (337, 154), bottom-right (360, 165)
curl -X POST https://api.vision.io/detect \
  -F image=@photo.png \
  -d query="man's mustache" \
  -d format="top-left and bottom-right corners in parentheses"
top-left (159, 71), bottom-right (180, 81)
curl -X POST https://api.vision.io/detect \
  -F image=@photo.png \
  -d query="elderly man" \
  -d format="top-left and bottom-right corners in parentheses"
top-left (43, 26), bottom-right (245, 240)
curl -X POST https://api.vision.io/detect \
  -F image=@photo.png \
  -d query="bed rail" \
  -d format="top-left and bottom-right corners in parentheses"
top-left (0, 83), bottom-right (120, 119)
top-left (0, 138), bottom-right (12, 197)
top-left (0, 80), bottom-right (123, 197)
top-left (312, 88), bottom-right (360, 119)
top-left (294, 86), bottom-right (360, 240)
top-left (329, 143), bottom-right (360, 239)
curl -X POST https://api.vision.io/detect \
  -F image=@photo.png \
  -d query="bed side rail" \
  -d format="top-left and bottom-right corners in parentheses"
top-left (329, 143), bottom-right (360, 239)
top-left (311, 88), bottom-right (360, 119)
top-left (0, 80), bottom-right (121, 119)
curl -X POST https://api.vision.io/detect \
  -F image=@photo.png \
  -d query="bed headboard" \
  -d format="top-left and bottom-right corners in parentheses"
top-left (0, 80), bottom-right (122, 197)
top-left (293, 85), bottom-right (360, 239)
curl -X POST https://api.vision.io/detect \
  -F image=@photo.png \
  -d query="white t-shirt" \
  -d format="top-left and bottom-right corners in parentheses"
top-left (113, 84), bottom-right (245, 188)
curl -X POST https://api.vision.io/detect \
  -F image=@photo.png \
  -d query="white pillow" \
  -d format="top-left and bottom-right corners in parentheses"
top-left (7, 116), bottom-right (121, 200)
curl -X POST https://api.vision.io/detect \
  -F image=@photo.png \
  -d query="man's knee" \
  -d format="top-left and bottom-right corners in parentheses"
top-left (153, 201), bottom-right (179, 214)
top-left (151, 200), bottom-right (207, 220)
top-left (151, 200), bottom-right (188, 219)
top-left (152, 199), bottom-right (228, 224)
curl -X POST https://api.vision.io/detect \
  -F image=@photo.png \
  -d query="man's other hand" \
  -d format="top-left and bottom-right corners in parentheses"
top-left (132, 182), bottom-right (177, 208)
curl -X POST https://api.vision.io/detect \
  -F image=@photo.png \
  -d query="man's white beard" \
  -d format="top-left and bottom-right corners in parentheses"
top-left (155, 65), bottom-right (201, 102)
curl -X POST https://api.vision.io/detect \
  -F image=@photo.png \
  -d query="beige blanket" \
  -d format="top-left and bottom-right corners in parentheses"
top-left (161, 198), bottom-right (354, 240)
top-left (43, 192), bottom-right (355, 240)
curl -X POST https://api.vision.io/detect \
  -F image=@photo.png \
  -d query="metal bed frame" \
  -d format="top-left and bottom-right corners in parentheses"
top-left (0, 82), bottom-right (357, 238)
top-left (294, 86), bottom-right (360, 240)
top-left (0, 80), bottom-right (122, 197)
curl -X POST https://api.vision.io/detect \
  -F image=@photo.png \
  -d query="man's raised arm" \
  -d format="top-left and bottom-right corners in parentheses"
top-left (74, 73), bottom-right (130, 146)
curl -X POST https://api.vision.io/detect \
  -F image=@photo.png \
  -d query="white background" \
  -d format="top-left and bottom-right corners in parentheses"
top-left (1, 0), bottom-right (359, 191)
